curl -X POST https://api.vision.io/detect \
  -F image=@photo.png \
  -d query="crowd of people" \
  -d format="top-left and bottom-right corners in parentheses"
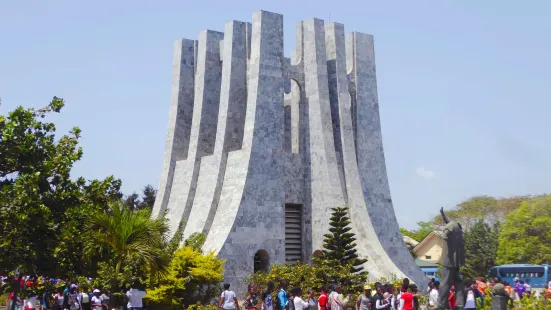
top-left (425, 276), bottom-right (551, 309)
top-left (219, 279), bottom-right (420, 310)
top-left (7, 274), bottom-right (551, 310)
top-left (219, 276), bottom-right (551, 310)
top-left (1, 276), bottom-right (146, 310)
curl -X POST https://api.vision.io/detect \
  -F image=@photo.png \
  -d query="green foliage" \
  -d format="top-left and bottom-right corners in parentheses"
top-left (460, 220), bottom-right (499, 278)
top-left (400, 221), bottom-right (434, 242)
top-left (497, 195), bottom-right (551, 265)
top-left (83, 200), bottom-right (171, 291)
top-left (184, 232), bottom-right (207, 252)
top-left (0, 97), bottom-right (122, 277)
top-left (111, 292), bottom-right (126, 308)
top-left (245, 257), bottom-right (366, 297)
top-left (91, 260), bottom-right (118, 292)
top-left (476, 295), bottom-right (551, 310)
top-left (124, 185), bottom-right (157, 212)
top-left (166, 222), bottom-right (185, 257)
top-left (322, 207), bottom-right (367, 274)
top-left (186, 304), bottom-right (219, 310)
top-left (433, 195), bottom-right (528, 229)
top-left (144, 247), bottom-right (224, 309)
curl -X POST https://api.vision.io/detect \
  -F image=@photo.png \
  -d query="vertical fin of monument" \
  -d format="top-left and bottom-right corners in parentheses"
top-left (349, 32), bottom-right (427, 287)
top-left (183, 21), bottom-right (248, 240)
top-left (325, 24), bottom-right (348, 206)
top-left (204, 10), bottom-right (285, 294)
top-left (153, 39), bottom-right (196, 219)
top-left (165, 30), bottom-right (224, 236)
top-left (326, 23), bottom-right (400, 279)
top-left (302, 18), bottom-right (346, 252)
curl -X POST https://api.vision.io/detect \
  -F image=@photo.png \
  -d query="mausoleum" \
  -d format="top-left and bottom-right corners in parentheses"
top-left (151, 10), bottom-right (427, 292)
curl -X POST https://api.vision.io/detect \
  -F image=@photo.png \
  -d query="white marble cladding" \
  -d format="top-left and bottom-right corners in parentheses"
top-left (154, 10), bottom-right (427, 293)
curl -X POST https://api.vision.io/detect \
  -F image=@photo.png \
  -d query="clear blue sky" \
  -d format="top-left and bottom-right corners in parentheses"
top-left (2, 1), bottom-right (550, 229)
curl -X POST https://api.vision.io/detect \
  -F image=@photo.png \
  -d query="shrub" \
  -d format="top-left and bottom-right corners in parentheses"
top-left (110, 292), bottom-right (126, 308)
top-left (244, 258), bottom-right (366, 297)
top-left (143, 246), bottom-right (224, 309)
top-left (187, 304), bottom-right (219, 310)
top-left (476, 295), bottom-right (551, 310)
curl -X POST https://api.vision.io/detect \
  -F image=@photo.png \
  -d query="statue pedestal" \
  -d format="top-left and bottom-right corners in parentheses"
top-left (491, 295), bottom-right (509, 310)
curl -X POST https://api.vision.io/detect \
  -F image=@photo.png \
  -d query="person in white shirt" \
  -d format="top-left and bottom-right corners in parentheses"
top-left (91, 289), bottom-right (103, 310)
top-left (330, 286), bottom-right (350, 310)
top-left (428, 282), bottom-right (439, 309)
top-left (524, 279), bottom-right (531, 293)
top-left (375, 292), bottom-right (391, 309)
top-left (220, 283), bottom-right (240, 310)
top-left (126, 288), bottom-right (146, 310)
top-left (291, 288), bottom-right (309, 310)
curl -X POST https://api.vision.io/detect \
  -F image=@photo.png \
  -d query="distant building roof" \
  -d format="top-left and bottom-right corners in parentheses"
top-left (413, 231), bottom-right (444, 252)
top-left (403, 235), bottom-right (419, 246)
top-left (415, 258), bottom-right (439, 268)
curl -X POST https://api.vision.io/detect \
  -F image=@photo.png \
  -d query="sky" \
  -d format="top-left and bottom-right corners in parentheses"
top-left (1, 1), bottom-right (550, 230)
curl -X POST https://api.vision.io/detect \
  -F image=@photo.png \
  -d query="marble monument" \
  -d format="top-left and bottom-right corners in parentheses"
top-left (152, 10), bottom-right (427, 292)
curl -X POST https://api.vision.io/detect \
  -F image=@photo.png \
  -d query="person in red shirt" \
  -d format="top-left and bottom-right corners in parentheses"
top-left (448, 286), bottom-right (457, 309)
top-left (399, 285), bottom-right (414, 310)
top-left (318, 287), bottom-right (328, 310)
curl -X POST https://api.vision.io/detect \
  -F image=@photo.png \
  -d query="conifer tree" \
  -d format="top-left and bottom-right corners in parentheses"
top-left (322, 207), bottom-right (367, 274)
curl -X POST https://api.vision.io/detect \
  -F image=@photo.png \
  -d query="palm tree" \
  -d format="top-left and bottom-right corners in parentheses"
top-left (83, 200), bottom-right (170, 281)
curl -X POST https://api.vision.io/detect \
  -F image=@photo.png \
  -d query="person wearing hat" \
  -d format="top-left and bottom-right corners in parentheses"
top-left (91, 290), bottom-right (103, 310)
top-left (356, 285), bottom-right (372, 310)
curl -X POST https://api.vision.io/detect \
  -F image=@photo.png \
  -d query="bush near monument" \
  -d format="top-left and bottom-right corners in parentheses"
top-left (144, 246), bottom-right (224, 309)
top-left (244, 258), bottom-right (365, 296)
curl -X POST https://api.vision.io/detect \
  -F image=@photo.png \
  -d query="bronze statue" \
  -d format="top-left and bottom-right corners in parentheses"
top-left (438, 207), bottom-right (465, 310)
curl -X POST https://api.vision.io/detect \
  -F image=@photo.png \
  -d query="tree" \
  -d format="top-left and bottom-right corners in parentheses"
top-left (184, 232), bottom-right (207, 252)
top-left (433, 196), bottom-right (528, 229)
top-left (0, 97), bottom-right (121, 277)
top-left (124, 192), bottom-right (141, 210)
top-left (124, 185), bottom-right (157, 212)
top-left (400, 221), bottom-right (434, 242)
top-left (322, 207), bottom-right (367, 274)
top-left (144, 246), bottom-right (224, 309)
top-left (139, 185), bottom-right (157, 211)
top-left (83, 200), bottom-right (170, 286)
top-left (496, 195), bottom-right (551, 265)
top-left (460, 220), bottom-right (499, 278)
